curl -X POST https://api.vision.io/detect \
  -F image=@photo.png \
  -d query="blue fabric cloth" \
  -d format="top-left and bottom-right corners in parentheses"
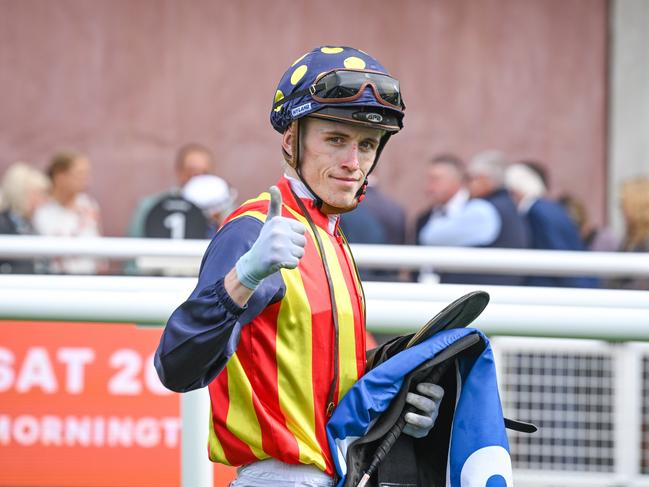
top-left (525, 198), bottom-right (599, 288)
top-left (326, 327), bottom-right (512, 487)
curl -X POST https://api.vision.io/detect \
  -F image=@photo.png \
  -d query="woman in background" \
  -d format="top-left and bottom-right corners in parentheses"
top-left (0, 162), bottom-right (50, 273)
top-left (558, 193), bottom-right (618, 252)
top-left (609, 177), bottom-right (649, 290)
top-left (33, 150), bottom-right (104, 274)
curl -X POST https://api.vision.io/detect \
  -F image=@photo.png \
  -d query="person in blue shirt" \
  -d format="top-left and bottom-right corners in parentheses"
top-left (417, 154), bottom-right (501, 248)
top-left (505, 161), bottom-right (599, 287)
top-left (416, 151), bottom-right (529, 285)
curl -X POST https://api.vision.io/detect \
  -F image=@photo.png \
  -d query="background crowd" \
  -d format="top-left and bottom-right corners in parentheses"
top-left (0, 144), bottom-right (647, 290)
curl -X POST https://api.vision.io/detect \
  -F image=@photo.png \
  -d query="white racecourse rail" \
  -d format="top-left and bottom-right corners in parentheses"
top-left (0, 234), bottom-right (648, 277)
top-left (1, 236), bottom-right (649, 486)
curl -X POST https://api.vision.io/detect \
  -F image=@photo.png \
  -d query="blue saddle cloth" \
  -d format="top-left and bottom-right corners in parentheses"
top-left (326, 327), bottom-right (513, 487)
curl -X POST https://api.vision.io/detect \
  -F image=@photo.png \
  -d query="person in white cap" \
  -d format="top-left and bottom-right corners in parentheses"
top-left (182, 174), bottom-right (237, 234)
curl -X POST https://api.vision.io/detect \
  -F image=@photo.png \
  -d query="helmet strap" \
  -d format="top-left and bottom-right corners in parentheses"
top-left (289, 120), bottom-right (326, 210)
top-left (367, 132), bottom-right (392, 176)
top-left (355, 179), bottom-right (369, 202)
top-left (352, 132), bottom-right (391, 203)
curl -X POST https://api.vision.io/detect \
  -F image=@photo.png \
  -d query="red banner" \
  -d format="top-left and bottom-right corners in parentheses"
top-left (0, 321), bottom-right (236, 487)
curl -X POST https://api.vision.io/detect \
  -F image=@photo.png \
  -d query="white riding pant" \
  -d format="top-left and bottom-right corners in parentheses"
top-left (229, 458), bottom-right (335, 487)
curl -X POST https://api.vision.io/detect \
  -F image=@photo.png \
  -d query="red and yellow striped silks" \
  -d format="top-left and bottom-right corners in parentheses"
top-left (207, 177), bottom-right (366, 475)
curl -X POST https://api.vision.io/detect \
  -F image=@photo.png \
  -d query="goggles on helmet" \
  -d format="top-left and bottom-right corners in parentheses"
top-left (272, 69), bottom-right (404, 112)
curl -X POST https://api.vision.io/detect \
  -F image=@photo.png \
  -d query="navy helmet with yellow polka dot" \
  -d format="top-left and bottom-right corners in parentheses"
top-left (271, 46), bottom-right (405, 135)
top-left (271, 46), bottom-right (405, 211)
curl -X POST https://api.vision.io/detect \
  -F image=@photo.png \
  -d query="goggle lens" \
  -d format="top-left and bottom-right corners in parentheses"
top-left (313, 70), bottom-right (402, 109)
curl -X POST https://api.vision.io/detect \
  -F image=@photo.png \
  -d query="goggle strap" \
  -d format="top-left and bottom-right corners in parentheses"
top-left (273, 85), bottom-right (317, 110)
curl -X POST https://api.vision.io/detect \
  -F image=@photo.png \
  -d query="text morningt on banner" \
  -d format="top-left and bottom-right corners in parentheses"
top-left (0, 320), bottom-right (235, 487)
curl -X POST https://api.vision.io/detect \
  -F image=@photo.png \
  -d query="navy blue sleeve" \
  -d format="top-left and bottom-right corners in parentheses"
top-left (154, 216), bottom-right (285, 392)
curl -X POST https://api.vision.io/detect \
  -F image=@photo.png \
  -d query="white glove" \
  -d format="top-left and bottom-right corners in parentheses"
top-left (402, 382), bottom-right (445, 439)
top-left (235, 186), bottom-right (307, 289)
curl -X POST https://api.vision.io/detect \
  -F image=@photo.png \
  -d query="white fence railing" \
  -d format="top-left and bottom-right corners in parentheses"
top-left (493, 337), bottom-right (649, 487)
top-left (1, 275), bottom-right (649, 340)
top-left (1, 235), bottom-right (649, 277)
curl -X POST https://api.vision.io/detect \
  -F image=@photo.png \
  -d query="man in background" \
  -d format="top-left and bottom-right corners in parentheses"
top-left (417, 151), bottom-right (529, 286)
top-left (416, 153), bottom-right (471, 245)
top-left (127, 143), bottom-right (215, 237)
top-left (416, 151), bottom-right (529, 284)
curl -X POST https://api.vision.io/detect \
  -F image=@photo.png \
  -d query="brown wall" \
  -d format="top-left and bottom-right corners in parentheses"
top-left (0, 0), bottom-right (608, 236)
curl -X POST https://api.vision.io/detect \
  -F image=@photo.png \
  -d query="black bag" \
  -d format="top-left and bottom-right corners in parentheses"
top-left (345, 291), bottom-right (535, 487)
top-left (344, 332), bottom-right (484, 487)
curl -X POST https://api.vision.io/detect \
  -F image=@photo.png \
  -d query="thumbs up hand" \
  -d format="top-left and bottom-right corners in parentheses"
top-left (235, 186), bottom-right (307, 290)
